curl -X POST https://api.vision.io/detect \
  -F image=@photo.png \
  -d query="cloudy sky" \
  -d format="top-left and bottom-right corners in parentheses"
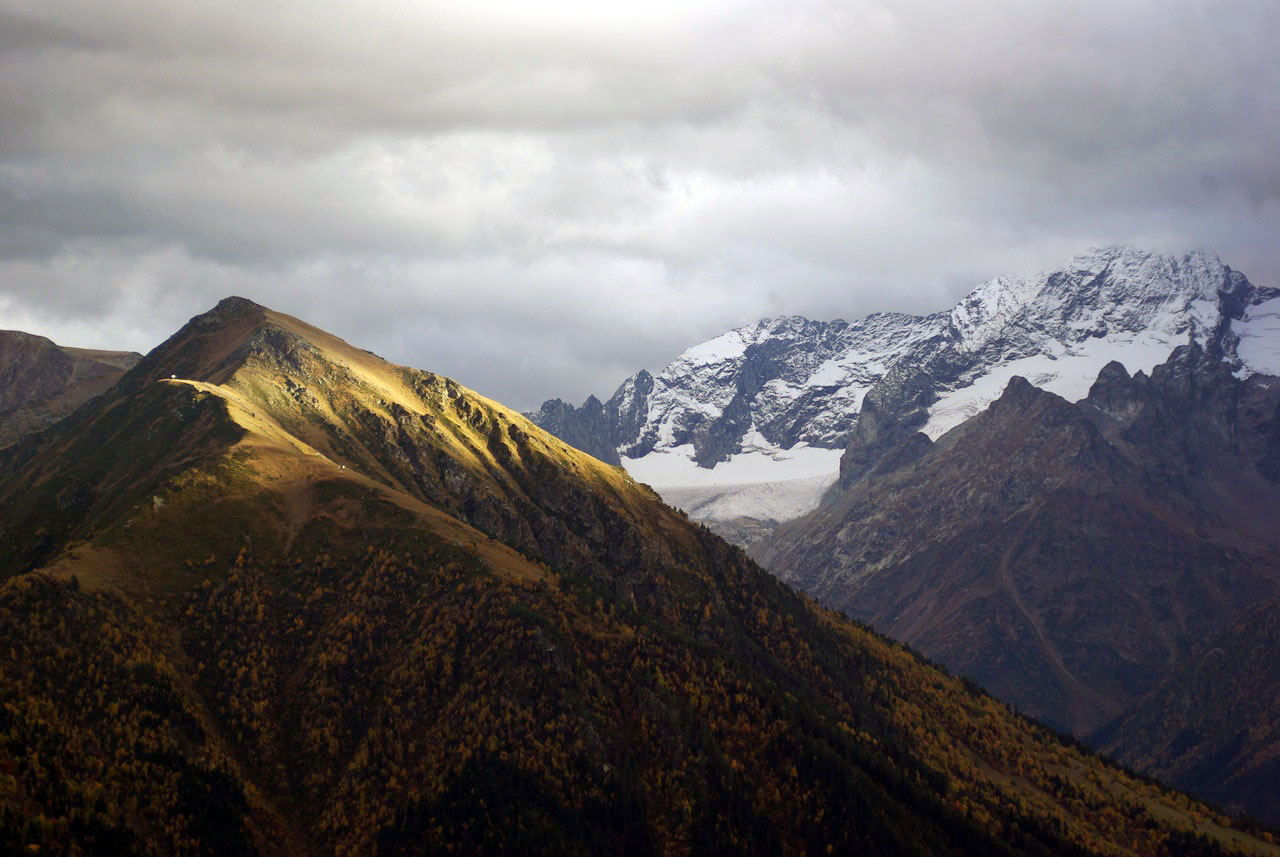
top-left (1, 0), bottom-right (1277, 409)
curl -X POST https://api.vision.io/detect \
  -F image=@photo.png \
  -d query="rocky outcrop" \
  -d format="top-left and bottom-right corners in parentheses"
top-left (605, 368), bottom-right (653, 449)
top-left (837, 354), bottom-right (943, 485)
top-left (527, 396), bottom-right (621, 465)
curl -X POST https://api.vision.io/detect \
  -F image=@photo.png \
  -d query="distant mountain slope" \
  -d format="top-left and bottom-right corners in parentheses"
top-left (1096, 592), bottom-right (1280, 826)
top-left (531, 247), bottom-right (1278, 542)
top-left (763, 345), bottom-right (1280, 741)
top-left (1, 297), bottom-right (1273, 856)
top-left (0, 329), bottom-right (140, 446)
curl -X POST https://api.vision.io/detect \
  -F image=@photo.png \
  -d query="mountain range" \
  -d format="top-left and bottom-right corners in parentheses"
top-left (2, 297), bottom-right (1275, 855)
top-left (531, 247), bottom-right (1280, 544)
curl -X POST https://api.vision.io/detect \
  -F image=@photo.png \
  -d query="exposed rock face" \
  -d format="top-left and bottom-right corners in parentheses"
top-left (533, 312), bottom-right (938, 468)
top-left (606, 368), bottom-right (654, 449)
top-left (762, 345), bottom-right (1280, 738)
top-left (1096, 592), bottom-right (1280, 826)
top-left (0, 330), bottom-right (140, 447)
top-left (612, 313), bottom-right (939, 465)
top-left (527, 396), bottom-right (621, 465)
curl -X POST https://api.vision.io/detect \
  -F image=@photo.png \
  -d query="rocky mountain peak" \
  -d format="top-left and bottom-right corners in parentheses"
top-left (992, 374), bottom-right (1039, 405)
top-left (208, 295), bottom-right (265, 318)
top-left (1138, 343), bottom-right (1244, 443)
top-left (120, 296), bottom-right (327, 392)
top-left (1090, 359), bottom-right (1132, 388)
top-left (529, 395), bottom-right (621, 465)
top-left (532, 247), bottom-right (1275, 538)
top-left (0, 329), bottom-right (54, 351)
top-left (1151, 341), bottom-right (1231, 388)
top-left (947, 247), bottom-right (1238, 362)
top-left (1084, 360), bottom-right (1143, 422)
top-left (1070, 245), bottom-right (1223, 282)
top-left (961, 374), bottom-right (1087, 443)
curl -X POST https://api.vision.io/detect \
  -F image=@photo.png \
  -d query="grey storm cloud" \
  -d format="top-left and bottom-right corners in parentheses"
top-left (1, 0), bottom-right (1277, 409)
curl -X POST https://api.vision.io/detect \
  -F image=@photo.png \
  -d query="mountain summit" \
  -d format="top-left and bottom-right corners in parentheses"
top-left (1, 295), bottom-right (663, 594)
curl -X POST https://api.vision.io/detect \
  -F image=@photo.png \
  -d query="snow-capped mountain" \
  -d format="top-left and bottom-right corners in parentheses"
top-left (922, 247), bottom-right (1258, 439)
top-left (531, 247), bottom-right (1280, 533)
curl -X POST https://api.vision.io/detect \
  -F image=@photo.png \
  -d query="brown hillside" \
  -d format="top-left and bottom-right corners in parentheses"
top-left (0, 329), bottom-right (140, 447)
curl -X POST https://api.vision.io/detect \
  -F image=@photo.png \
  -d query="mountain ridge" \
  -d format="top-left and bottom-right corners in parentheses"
top-left (762, 342), bottom-right (1280, 742)
top-left (530, 247), bottom-right (1279, 537)
top-left (0, 328), bottom-right (141, 448)
top-left (1, 296), bottom-right (674, 598)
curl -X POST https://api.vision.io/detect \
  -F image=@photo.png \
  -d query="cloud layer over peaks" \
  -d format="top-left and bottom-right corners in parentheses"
top-left (2, 0), bottom-right (1277, 408)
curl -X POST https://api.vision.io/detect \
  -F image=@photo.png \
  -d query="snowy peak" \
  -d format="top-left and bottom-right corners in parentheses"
top-left (621, 309), bottom-right (947, 467)
top-left (530, 246), bottom-right (1272, 532)
top-left (1068, 245), bottom-right (1233, 296)
top-left (902, 247), bottom-right (1264, 447)
top-left (948, 247), bottom-right (1237, 358)
top-left (623, 316), bottom-right (840, 460)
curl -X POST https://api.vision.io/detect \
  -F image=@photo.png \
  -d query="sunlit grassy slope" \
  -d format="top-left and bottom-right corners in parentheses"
top-left (0, 297), bottom-right (1275, 856)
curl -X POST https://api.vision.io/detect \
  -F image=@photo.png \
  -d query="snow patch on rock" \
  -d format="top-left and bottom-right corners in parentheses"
top-left (658, 474), bottom-right (839, 524)
top-left (623, 438), bottom-right (841, 488)
top-left (926, 327), bottom-right (1213, 438)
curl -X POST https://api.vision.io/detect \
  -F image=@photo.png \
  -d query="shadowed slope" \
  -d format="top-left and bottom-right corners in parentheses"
top-left (765, 347), bottom-right (1280, 738)
top-left (1097, 593), bottom-right (1280, 826)
top-left (0, 329), bottom-right (140, 447)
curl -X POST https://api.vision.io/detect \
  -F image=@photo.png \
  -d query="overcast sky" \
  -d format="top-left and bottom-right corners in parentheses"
top-left (1, 0), bottom-right (1277, 409)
